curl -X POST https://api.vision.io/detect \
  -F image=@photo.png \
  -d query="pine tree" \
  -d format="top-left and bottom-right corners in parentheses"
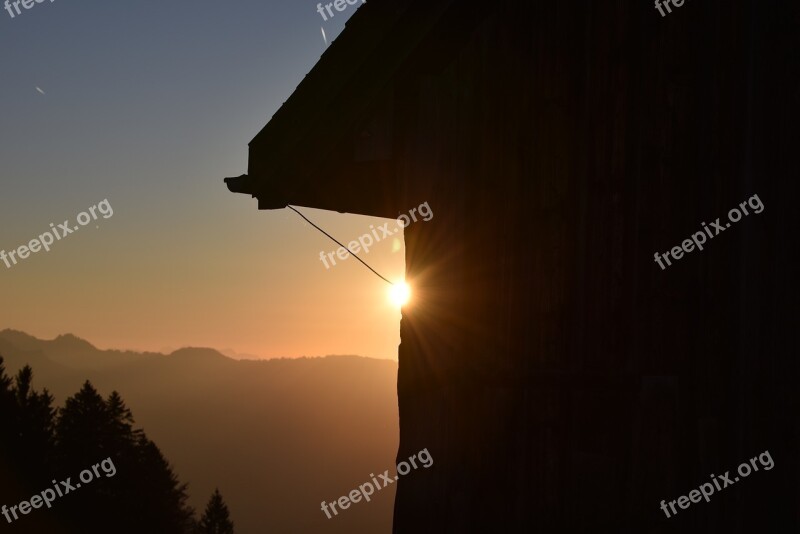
top-left (55, 380), bottom-right (111, 471)
top-left (0, 362), bottom-right (62, 532)
top-left (0, 356), bottom-right (18, 504)
top-left (105, 390), bottom-right (142, 455)
top-left (131, 434), bottom-right (196, 533)
top-left (198, 488), bottom-right (235, 534)
top-left (14, 366), bottom-right (56, 479)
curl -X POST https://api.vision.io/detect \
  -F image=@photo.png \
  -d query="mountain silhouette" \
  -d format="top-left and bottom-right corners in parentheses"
top-left (0, 330), bottom-right (399, 534)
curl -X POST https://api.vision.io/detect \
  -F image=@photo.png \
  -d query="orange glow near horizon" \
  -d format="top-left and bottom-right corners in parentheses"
top-left (0, 207), bottom-right (406, 361)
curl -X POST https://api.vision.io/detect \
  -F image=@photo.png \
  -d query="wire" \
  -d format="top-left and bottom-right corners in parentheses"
top-left (287, 205), bottom-right (395, 286)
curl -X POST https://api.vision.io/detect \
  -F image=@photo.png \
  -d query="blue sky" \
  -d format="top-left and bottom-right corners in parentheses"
top-left (0, 0), bottom-right (405, 360)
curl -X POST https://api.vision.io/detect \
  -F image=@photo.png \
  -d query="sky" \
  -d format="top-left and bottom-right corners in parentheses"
top-left (0, 0), bottom-right (404, 360)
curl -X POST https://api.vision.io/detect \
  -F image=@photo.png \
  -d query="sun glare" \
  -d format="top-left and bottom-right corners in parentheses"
top-left (389, 282), bottom-right (411, 308)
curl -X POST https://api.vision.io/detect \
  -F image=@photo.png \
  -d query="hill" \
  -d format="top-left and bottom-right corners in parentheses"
top-left (0, 330), bottom-right (399, 534)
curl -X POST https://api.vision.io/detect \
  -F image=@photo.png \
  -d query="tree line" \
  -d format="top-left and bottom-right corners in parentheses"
top-left (0, 356), bottom-right (234, 533)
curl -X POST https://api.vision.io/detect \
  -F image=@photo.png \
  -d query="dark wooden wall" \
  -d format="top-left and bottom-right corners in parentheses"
top-left (386, 1), bottom-right (798, 532)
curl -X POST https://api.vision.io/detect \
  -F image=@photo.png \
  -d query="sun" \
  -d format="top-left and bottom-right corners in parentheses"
top-left (389, 281), bottom-right (411, 307)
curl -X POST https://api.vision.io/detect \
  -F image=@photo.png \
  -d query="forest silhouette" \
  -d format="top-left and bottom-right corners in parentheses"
top-left (0, 356), bottom-right (234, 533)
top-left (0, 329), bottom-right (399, 533)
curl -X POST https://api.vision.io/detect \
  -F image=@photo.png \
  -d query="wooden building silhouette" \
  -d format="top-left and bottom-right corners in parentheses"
top-left (225, 0), bottom-right (797, 531)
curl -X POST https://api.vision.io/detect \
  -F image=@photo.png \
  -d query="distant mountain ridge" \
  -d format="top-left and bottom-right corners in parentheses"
top-left (0, 329), bottom-right (163, 370)
top-left (0, 330), bottom-right (399, 534)
top-left (0, 329), bottom-right (375, 365)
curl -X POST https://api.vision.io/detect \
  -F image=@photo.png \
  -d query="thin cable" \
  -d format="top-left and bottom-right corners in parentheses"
top-left (287, 205), bottom-right (395, 286)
